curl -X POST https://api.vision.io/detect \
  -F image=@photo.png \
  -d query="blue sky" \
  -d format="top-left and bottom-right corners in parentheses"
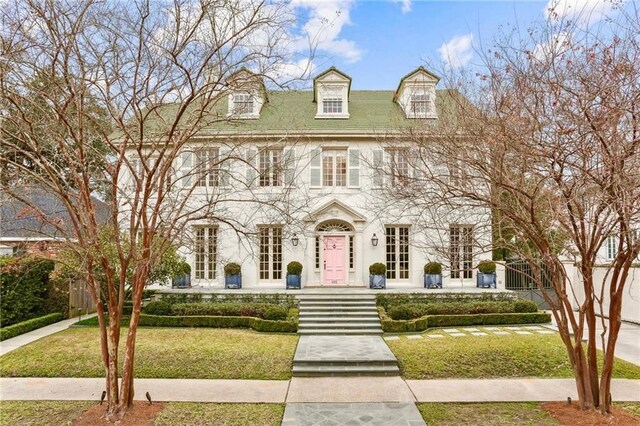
top-left (288, 0), bottom-right (621, 89)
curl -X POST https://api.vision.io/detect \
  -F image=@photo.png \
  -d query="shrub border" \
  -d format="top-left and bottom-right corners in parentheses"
top-left (379, 307), bottom-right (551, 333)
top-left (376, 292), bottom-right (518, 310)
top-left (0, 313), bottom-right (64, 341)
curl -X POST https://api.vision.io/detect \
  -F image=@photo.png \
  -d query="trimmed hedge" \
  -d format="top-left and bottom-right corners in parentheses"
top-left (379, 309), bottom-right (551, 333)
top-left (376, 292), bottom-right (517, 310)
top-left (145, 301), bottom-right (172, 316)
top-left (138, 314), bottom-right (297, 333)
top-left (168, 302), bottom-right (289, 321)
top-left (387, 300), bottom-right (538, 320)
top-left (156, 293), bottom-right (296, 308)
top-left (0, 313), bottom-right (64, 341)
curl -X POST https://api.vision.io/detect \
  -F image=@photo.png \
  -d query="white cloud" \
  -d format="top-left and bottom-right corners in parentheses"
top-left (544, 0), bottom-right (624, 25)
top-left (532, 31), bottom-right (572, 62)
top-left (392, 0), bottom-right (412, 14)
top-left (291, 0), bottom-right (363, 63)
top-left (438, 33), bottom-right (474, 68)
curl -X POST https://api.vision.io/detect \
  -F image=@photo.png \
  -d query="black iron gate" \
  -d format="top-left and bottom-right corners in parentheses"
top-left (505, 260), bottom-right (558, 310)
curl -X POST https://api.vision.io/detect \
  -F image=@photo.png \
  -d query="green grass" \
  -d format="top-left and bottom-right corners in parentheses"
top-left (388, 328), bottom-right (640, 379)
top-left (0, 328), bottom-right (297, 380)
top-left (417, 403), bottom-right (560, 426)
top-left (154, 403), bottom-right (285, 426)
top-left (0, 401), bottom-right (92, 426)
top-left (0, 402), bottom-right (285, 426)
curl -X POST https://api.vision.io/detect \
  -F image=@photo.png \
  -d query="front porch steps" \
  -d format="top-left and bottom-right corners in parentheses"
top-left (293, 293), bottom-right (399, 376)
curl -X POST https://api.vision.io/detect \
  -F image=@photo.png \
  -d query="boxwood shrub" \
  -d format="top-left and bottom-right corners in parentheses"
top-left (387, 300), bottom-right (538, 320)
top-left (144, 300), bottom-right (172, 316)
top-left (376, 292), bottom-right (517, 310)
top-left (165, 302), bottom-right (289, 321)
top-left (138, 314), bottom-right (297, 333)
top-left (0, 313), bottom-right (64, 341)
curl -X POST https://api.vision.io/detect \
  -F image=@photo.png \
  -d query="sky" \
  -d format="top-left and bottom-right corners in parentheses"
top-left (288, 0), bottom-right (626, 89)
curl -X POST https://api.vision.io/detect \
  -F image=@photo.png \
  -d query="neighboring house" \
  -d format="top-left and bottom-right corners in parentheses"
top-left (120, 66), bottom-right (492, 288)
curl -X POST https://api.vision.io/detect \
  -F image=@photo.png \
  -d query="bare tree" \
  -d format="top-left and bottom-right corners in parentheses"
top-left (1, 0), bottom-right (309, 421)
top-left (376, 5), bottom-right (640, 414)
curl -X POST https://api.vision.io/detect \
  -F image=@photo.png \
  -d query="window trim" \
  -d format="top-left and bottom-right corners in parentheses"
top-left (258, 226), bottom-right (283, 281)
top-left (194, 226), bottom-right (218, 280)
top-left (450, 225), bottom-right (473, 279)
top-left (385, 226), bottom-right (410, 280)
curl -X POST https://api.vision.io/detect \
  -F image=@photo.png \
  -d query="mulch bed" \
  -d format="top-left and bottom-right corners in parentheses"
top-left (542, 402), bottom-right (640, 426)
top-left (72, 401), bottom-right (164, 426)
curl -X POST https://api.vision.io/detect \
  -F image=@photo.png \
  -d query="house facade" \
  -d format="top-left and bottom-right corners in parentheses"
top-left (122, 67), bottom-right (493, 289)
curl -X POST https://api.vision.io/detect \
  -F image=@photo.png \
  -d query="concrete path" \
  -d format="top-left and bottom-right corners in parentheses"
top-left (2, 377), bottom-right (640, 403)
top-left (0, 314), bottom-right (96, 357)
top-left (282, 403), bottom-right (426, 426)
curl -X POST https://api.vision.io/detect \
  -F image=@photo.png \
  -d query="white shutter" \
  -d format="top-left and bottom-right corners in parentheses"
top-left (245, 148), bottom-right (257, 187)
top-left (372, 149), bottom-right (383, 188)
top-left (180, 150), bottom-right (193, 188)
top-left (348, 148), bottom-right (360, 188)
top-left (219, 149), bottom-right (230, 187)
top-left (284, 148), bottom-right (295, 187)
top-left (309, 148), bottom-right (321, 188)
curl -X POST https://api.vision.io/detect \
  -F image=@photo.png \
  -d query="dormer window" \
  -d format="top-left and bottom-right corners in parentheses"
top-left (394, 66), bottom-right (440, 120)
top-left (313, 67), bottom-right (351, 119)
top-left (322, 91), bottom-right (343, 114)
top-left (410, 93), bottom-right (431, 116)
top-left (233, 92), bottom-right (254, 115)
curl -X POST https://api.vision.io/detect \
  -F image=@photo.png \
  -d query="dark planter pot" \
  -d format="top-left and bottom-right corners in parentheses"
top-left (225, 274), bottom-right (242, 289)
top-left (286, 274), bottom-right (301, 289)
top-left (171, 274), bottom-right (191, 288)
top-left (476, 272), bottom-right (497, 288)
top-left (424, 274), bottom-right (443, 289)
top-left (369, 274), bottom-right (386, 289)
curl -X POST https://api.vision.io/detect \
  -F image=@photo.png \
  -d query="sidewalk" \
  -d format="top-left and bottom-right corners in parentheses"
top-left (0, 314), bottom-right (96, 357)
top-left (2, 377), bottom-right (639, 403)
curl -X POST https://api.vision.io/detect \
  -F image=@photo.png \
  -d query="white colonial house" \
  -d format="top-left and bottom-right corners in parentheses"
top-left (121, 66), bottom-right (494, 289)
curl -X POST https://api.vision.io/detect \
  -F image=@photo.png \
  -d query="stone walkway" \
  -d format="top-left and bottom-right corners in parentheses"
top-left (282, 403), bottom-right (425, 426)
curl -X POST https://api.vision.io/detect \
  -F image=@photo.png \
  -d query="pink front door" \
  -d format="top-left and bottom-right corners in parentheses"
top-left (323, 236), bottom-right (346, 285)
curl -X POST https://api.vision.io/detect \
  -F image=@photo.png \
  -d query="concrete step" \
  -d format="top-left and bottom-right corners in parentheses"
top-left (293, 360), bottom-right (398, 368)
top-left (297, 329), bottom-right (383, 335)
top-left (299, 301), bottom-right (377, 307)
top-left (292, 365), bottom-right (399, 377)
top-left (298, 317), bottom-right (380, 323)
top-left (298, 305), bottom-right (378, 311)
top-left (299, 311), bottom-right (379, 317)
top-left (297, 295), bottom-right (377, 300)
top-left (299, 322), bottom-right (383, 329)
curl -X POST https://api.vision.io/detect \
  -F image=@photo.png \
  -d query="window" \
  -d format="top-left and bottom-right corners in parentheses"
top-left (259, 226), bottom-right (282, 280)
top-left (259, 149), bottom-right (283, 187)
top-left (195, 148), bottom-right (219, 187)
top-left (194, 226), bottom-right (217, 280)
top-left (448, 159), bottom-right (467, 188)
top-left (322, 150), bottom-right (347, 187)
top-left (450, 225), bottom-right (473, 279)
top-left (349, 235), bottom-right (354, 270)
top-left (410, 92), bottom-right (432, 116)
top-left (606, 235), bottom-right (618, 260)
top-left (233, 92), bottom-right (254, 115)
top-left (386, 226), bottom-right (410, 280)
top-left (387, 149), bottom-right (410, 186)
top-left (315, 236), bottom-right (320, 269)
top-left (322, 98), bottom-right (343, 114)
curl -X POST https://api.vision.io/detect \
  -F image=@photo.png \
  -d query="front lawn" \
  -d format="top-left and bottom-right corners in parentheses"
top-left (388, 328), bottom-right (640, 379)
top-left (0, 401), bottom-right (285, 426)
top-left (418, 402), bottom-right (559, 426)
top-left (0, 328), bottom-right (297, 380)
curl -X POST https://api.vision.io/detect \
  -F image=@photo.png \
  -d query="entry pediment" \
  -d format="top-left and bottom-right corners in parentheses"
top-left (304, 199), bottom-right (366, 223)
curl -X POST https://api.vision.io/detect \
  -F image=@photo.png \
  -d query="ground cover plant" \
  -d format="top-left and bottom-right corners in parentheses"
top-left (0, 328), bottom-right (297, 380)
top-left (388, 329), bottom-right (640, 380)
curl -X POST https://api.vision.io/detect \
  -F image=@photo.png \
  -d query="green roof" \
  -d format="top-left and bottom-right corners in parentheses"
top-left (131, 89), bottom-right (463, 139)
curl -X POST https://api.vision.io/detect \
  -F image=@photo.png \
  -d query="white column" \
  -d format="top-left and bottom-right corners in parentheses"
top-left (355, 230), bottom-right (363, 286)
top-left (306, 233), bottom-right (315, 286)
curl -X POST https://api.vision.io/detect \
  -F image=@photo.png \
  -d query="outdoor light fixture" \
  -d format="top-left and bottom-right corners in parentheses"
top-left (291, 233), bottom-right (299, 246)
top-left (371, 233), bottom-right (379, 246)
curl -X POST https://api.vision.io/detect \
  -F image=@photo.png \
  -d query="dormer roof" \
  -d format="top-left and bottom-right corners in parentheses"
top-left (312, 67), bottom-right (352, 103)
top-left (226, 68), bottom-right (268, 102)
top-left (393, 66), bottom-right (440, 102)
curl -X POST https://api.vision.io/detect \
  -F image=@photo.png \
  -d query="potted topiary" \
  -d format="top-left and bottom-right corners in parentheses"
top-left (423, 261), bottom-right (443, 289)
top-left (476, 260), bottom-right (497, 288)
top-left (369, 262), bottom-right (387, 289)
top-left (286, 261), bottom-right (303, 289)
top-left (224, 262), bottom-right (242, 289)
top-left (171, 261), bottom-right (191, 288)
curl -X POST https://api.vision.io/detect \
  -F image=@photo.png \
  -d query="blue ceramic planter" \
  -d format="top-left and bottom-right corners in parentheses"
top-left (369, 275), bottom-right (386, 289)
top-left (476, 273), bottom-right (497, 288)
top-left (172, 274), bottom-right (191, 288)
top-left (286, 274), bottom-right (301, 289)
top-left (424, 274), bottom-right (442, 289)
top-left (225, 274), bottom-right (242, 289)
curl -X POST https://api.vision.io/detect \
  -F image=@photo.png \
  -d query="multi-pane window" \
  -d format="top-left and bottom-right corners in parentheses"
top-left (450, 225), bottom-right (473, 279)
top-left (606, 235), bottom-right (618, 260)
top-left (315, 236), bottom-right (320, 269)
top-left (410, 93), bottom-right (431, 115)
top-left (322, 150), bottom-right (347, 187)
top-left (349, 235), bottom-right (354, 270)
top-left (387, 149), bottom-right (410, 186)
top-left (195, 148), bottom-right (219, 187)
top-left (386, 226), bottom-right (410, 280)
top-left (322, 98), bottom-right (343, 114)
top-left (259, 226), bottom-right (282, 280)
top-left (259, 149), bottom-right (283, 187)
top-left (194, 227), bottom-right (217, 280)
top-left (233, 92), bottom-right (254, 115)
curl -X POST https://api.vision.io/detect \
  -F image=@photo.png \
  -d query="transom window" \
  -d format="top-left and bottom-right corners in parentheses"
top-left (259, 149), bottom-right (283, 187)
top-left (386, 226), bottom-right (410, 280)
top-left (322, 98), bottom-right (343, 114)
top-left (259, 226), bottom-right (282, 280)
top-left (194, 226), bottom-right (217, 280)
top-left (322, 150), bottom-right (347, 187)
top-left (450, 225), bottom-right (473, 279)
top-left (233, 92), bottom-right (254, 115)
top-left (195, 148), bottom-right (219, 187)
top-left (317, 221), bottom-right (353, 232)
